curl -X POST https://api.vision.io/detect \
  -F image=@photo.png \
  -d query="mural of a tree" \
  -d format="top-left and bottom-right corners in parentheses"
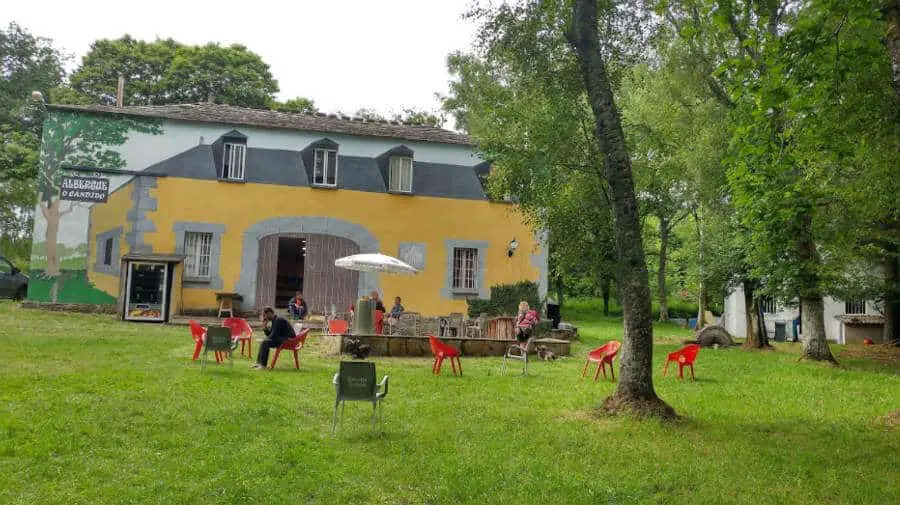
top-left (36, 110), bottom-right (162, 300)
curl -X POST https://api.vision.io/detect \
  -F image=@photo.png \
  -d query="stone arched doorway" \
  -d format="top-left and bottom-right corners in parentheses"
top-left (235, 216), bottom-right (379, 312)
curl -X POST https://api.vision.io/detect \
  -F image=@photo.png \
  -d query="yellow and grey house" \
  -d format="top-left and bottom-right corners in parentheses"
top-left (28, 103), bottom-right (546, 321)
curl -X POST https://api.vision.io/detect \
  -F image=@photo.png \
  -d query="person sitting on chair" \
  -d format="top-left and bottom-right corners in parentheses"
top-left (370, 291), bottom-right (386, 313)
top-left (254, 306), bottom-right (295, 370)
top-left (389, 296), bottom-right (405, 319)
top-left (288, 292), bottom-right (308, 320)
top-left (515, 301), bottom-right (537, 347)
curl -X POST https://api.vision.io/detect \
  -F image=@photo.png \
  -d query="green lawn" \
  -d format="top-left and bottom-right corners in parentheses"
top-left (0, 301), bottom-right (897, 505)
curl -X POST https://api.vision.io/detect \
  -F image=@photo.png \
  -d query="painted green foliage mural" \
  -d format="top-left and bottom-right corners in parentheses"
top-left (29, 110), bottom-right (163, 303)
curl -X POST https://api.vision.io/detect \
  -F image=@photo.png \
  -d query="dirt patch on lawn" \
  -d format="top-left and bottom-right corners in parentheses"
top-left (870, 409), bottom-right (900, 430)
top-left (838, 343), bottom-right (900, 364)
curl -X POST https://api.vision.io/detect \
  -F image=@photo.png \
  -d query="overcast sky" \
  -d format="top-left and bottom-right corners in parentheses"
top-left (3, 0), bottom-right (481, 118)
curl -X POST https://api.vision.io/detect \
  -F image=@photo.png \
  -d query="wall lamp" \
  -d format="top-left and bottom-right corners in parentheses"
top-left (507, 238), bottom-right (518, 257)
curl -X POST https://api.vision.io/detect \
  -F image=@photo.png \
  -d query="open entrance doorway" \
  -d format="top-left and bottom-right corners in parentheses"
top-left (255, 233), bottom-right (361, 314)
top-left (276, 237), bottom-right (305, 308)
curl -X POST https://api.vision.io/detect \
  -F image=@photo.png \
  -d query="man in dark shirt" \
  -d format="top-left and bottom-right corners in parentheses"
top-left (371, 291), bottom-right (386, 313)
top-left (253, 306), bottom-right (295, 369)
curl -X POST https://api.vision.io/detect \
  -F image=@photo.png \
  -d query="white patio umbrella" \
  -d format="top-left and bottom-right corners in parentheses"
top-left (334, 253), bottom-right (419, 275)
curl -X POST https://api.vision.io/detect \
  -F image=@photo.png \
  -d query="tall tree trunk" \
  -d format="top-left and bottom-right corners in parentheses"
top-left (883, 245), bottom-right (900, 343)
top-left (657, 217), bottom-right (670, 322)
top-left (797, 215), bottom-right (836, 362)
top-left (601, 277), bottom-right (611, 317)
top-left (800, 296), bottom-right (835, 361)
top-left (742, 280), bottom-right (772, 349)
top-left (881, 2), bottom-right (900, 344)
top-left (569, 0), bottom-right (674, 419)
top-left (883, 1), bottom-right (900, 102)
top-left (697, 283), bottom-right (709, 329)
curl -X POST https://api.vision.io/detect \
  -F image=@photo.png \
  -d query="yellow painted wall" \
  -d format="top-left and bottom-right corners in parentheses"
top-left (86, 181), bottom-right (133, 296)
top-left (139, 178), bottom-right (543, 316)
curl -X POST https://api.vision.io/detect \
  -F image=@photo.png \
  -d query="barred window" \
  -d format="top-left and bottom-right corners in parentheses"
top-left (452, 248), bottom-right (478, 291)
top-left (184, 232), bottom-right (213, 279)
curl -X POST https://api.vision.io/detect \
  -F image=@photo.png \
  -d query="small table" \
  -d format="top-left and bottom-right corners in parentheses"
top-left (215, 292), bottom-right (242, 318)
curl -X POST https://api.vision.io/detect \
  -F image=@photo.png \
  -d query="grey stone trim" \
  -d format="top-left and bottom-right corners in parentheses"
top-left (125, 176), bottom-right (158, 254)
top-left (398, 242), bottom-right (426, 270)
top-left (93, 227), bottom-right (123, 276)
top-left (441, 239), bottom-right (489, 300)
top-left (234, 216), bottom-right (379, 308)
top-left (530, 228), bottom-right (549, 301)
top-left (173, 222), bottom-right (225, 289)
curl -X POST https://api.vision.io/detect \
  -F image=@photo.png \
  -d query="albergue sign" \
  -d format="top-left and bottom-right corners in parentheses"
top-left (60, 176), bottom-right (110, 203)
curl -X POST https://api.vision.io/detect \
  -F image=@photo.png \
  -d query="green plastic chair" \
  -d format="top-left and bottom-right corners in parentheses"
top-left (201, 326), bottom-right (237, 371)
top-left (331, 361), bottom-right (389, 433)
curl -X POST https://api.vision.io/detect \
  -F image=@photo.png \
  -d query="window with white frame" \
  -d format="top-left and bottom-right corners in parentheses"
top-left (184, 232), bottom-right (213, 279)
top-left (389, 156), bottom-right (413, 192)
top-left (222, 143), bottom-right (246, 180)
top-left (759, 296), bottom-right (776, 313)
top-left (452, 247), bottom-right (478, 291)
top-left (313, 148), bottom-right (338, 186)
top-left (844, 298), bottom-right (866, 314)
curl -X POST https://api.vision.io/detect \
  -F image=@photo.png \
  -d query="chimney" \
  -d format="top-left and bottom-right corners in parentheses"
top-left (116, 75), bottom-right (125, 107)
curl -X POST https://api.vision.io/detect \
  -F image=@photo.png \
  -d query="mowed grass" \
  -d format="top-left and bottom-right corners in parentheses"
top-left (0, 301), bottom-right (897, 505)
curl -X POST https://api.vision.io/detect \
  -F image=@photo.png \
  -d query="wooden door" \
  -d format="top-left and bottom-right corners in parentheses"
top-left (255, 234), bottom-right (279, 311)
top-left (304, 234), bottom-right (359, 314)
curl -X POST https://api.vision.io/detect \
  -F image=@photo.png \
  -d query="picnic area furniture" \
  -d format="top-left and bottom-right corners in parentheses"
top-left (428, 335), bottom-right (463, 376)
top-left (269, 328), bottom-right (310, 370)
top-left (663, 344), bottom-right (701, 381)
top-left (222, 317), bottom-right (254, 358)
top-left (327, 319), bottom-right (349, 335)
top-left (215, 292), bottom-right (242, 318)
top-left (189, 320), bottom-right (207, 361)
top-left (331, 361), bottom-right (389, 433)
top-left (501, 341), bottom-right (529, 376)
top-left (201, 327), bottom-right (238, 371)
top-left (583, 341), bottom-right (621, 381)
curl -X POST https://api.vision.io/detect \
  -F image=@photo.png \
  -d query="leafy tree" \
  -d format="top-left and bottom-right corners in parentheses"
top-left (272, 97), bottom-right (318, 114)
top-left (0, 23), bottom-right (66, 267)
top-left (393, 108), bottom-right (445, 128)
top-left (166, 43), bottom-right (278, 107)
top-left (69, 36), bottom-right (181, 105)
top-left (68, 38), bottom-right (279, 108)
top-left (445, 0), bottom-right (673, 417)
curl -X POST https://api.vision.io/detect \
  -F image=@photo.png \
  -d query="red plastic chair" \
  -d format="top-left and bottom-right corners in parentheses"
top-left (328, 319), bottom-right (349, 335)
top-left (189, 320), bottom-right (207, 361)
top-left (270, 329), bottom-right (310, 370)
top-left (428, 335), bottom-right (462, 376)
top-left (375, 310), bottom-right (384, 335)
top-left (663, 344), bottom-right (700, 381)
top-left (583, 340), bottom-right (621, 381)
top-left (222, 317), bottom-right (254, 358)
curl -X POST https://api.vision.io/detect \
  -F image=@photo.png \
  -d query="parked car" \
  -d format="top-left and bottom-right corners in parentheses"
top-left (0, 256), bottom-right (28, 299)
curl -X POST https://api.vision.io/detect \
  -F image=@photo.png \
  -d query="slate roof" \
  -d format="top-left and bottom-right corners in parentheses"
top-left (142, 144), bottom-right (489, 201)
top-left (49, 103), bottom-right (473, 146)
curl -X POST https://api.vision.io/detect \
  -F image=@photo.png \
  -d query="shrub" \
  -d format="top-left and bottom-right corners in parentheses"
top-left (467, 281), bottom-right (541, 317)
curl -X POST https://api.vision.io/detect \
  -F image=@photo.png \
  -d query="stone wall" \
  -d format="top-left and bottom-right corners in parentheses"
top-left (335, 334), bottom-right (570, 357)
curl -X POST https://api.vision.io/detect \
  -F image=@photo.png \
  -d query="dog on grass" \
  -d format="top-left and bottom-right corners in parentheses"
top-left (536, 345), bottom-right (557, 361)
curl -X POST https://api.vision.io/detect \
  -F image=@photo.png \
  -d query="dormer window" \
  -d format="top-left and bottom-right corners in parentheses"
top-left (389, 156), bottom-right (413, 193)
top-left (313, 148), bottom-right (338, 186)
top-left (213, 130), bottom-right (248, 182)
top-left (222, 142), bottom-right (246, 180)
